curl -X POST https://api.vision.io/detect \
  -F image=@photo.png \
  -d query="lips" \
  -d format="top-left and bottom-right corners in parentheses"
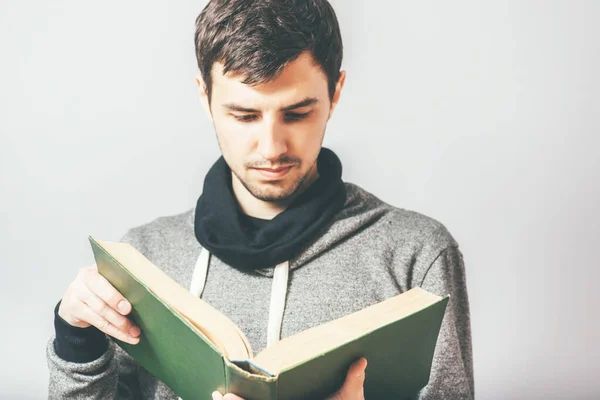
top-left (252, 166), bottom-right (293, 180)
top-left (256, 167), bottom-right (291, 172)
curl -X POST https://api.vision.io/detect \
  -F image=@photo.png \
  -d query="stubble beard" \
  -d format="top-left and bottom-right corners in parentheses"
top-left (232, 164), bottom-right (312, 202)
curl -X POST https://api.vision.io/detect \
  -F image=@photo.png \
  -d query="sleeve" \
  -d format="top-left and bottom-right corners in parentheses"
top-left (46, 336), bottom-right (142, 400)
top-left (416, 245), bottom-right (475, 400)
top-left (46, 230), bottom-right (144, 400)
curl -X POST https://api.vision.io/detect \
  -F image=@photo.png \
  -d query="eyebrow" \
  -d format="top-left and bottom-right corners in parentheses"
top-left (223, 97), bottom-right (319, 113)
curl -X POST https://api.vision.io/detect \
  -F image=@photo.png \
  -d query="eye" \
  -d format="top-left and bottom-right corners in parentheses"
top-left (285, 111), bottom-right (311, 122)
top-left (233, 114), bottom-right (257, 122)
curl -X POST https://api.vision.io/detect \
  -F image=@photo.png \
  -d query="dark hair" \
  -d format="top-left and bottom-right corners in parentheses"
top-left (194, 0), bottom-right (343, 101)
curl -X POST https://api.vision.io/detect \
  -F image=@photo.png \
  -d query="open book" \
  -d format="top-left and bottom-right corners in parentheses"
top-left (90, 237), bottom-right (449, 400)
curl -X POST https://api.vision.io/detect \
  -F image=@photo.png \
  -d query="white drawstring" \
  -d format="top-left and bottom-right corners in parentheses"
top-left (267, 260), bottom-right (290, 347)
top-left (179, 248), bottom-right (289, 399)
top-left (189, 247), bottom-right (211, 298)
top-left (188, 247), bottom-right (290, 346)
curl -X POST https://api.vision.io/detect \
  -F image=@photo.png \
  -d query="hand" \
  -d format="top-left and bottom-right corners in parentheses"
top-left (57, 264), bottom-right (141, 344)
top-left (327, 358), bottom-right (367, 400)
top-left (211, 357), bottom-right (367, 400)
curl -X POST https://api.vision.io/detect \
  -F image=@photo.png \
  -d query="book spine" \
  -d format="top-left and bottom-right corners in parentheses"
top-left (224, 359), bottom-right (278, 400)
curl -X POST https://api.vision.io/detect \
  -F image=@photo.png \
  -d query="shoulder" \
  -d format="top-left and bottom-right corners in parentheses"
top-left (344, 182), bottom-right (458, 252)
top-left (117, 208), bottom-right (200, 286)
top-left (344, 183), bottom-right (464, 291)
top-left (119, 208), bottom-right (196, 253)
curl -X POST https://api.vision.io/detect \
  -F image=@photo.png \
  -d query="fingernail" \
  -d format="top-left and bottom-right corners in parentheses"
top-left (118, 300), bottom-right (130, 314)
top-left (212, 391), bottom-right (222, 400)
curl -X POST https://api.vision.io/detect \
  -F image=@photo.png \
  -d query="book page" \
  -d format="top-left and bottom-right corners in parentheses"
top-left (252, 287), bottom-right (442, 375)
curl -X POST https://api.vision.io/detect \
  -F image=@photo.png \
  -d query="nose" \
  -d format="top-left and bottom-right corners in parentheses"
top-left (256, 118), bottom-right (287, 161)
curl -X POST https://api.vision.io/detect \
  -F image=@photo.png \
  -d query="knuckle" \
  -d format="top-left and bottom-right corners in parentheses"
top-left (108, 292), bottom-right (121, 306)
top-left (99, 319), bottom-right (111, 333)
top-left (96, 301), bottom-right (109, 316)
top-left (73, 289), bottom-right (90, 306)
top-left (79, 266), bottom-right (98, 282)
top-left (116, 317), bottom-right (129, 331)
top-left (65, 281), bottom-right (79, 297)
top-left (65, 295), bottom-right (78, 311)
top-left (71, 282), bottom-right (86, 297)
top-left (63, 293), bottom-right (80, 313)
top-left (106, 324), bottom-right (125, 341)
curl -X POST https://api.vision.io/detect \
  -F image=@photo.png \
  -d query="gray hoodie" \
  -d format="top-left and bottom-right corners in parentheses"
top-left (46, 183), bottom-right (474, 399)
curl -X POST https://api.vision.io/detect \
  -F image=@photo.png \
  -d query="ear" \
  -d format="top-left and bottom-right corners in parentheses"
top-left (195, 73), bottom-right (213, 123)
top-left (328, 70), bottom-right (346, 120)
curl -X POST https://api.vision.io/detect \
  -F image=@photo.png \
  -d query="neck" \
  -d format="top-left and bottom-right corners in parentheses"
top-left (232, 164), bottom-right (319, 220)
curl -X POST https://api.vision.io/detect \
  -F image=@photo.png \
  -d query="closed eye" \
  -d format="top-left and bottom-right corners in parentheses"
top-left (232, 111), bottom-right (311, 123)
top-left (285, 111), bottom-right (311, 122)
top-left (233, 114), bottom-right (258, 122)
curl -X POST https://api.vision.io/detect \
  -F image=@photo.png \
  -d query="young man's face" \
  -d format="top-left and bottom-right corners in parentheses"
top-left (198, 52), bottom-right (345, 203)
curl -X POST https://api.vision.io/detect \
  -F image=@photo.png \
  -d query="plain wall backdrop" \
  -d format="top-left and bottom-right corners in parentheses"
top-left (1, 1), bottom-right (599, 399)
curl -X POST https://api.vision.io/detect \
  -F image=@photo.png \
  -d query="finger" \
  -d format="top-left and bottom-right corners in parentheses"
top-left (73, 301), bottom-right (140, 345)
top-left (84, 270), bottom-right (132, 315)
top-left (212, 391), bottom-right (223, 400)
top-left (347, 357), bottom-right (367, 381)
top-left (338, 358), bottom-right (367, 399)
top-left (223, 394), bottom-right (245, 400)
top-left (77, 287), bottom-right (140, 338)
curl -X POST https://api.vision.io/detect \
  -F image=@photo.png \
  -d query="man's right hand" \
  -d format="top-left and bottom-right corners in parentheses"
top-left (57, 264), bottom-right (141, 344)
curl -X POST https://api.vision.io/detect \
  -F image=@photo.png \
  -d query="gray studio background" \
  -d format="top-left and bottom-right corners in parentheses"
top-left (1, 1), bottom-right (598, 399)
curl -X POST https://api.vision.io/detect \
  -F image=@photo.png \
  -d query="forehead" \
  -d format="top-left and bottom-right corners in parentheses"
top-left (210, 52), bottom-right (329, 108)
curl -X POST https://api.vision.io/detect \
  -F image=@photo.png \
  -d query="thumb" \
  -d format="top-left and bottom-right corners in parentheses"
top-left (348, 358), bottom-right (367, 389)
top-left (337, 357), bottom-right (367, 399)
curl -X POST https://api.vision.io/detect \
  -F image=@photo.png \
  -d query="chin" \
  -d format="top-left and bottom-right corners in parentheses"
top-left (247, 183), bottom-right (299, 202)
top-left (233, 165), bottom-right (310, 203)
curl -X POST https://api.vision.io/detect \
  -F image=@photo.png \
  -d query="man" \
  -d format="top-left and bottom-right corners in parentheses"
top-left (47, 0), bottom-right (474, 399)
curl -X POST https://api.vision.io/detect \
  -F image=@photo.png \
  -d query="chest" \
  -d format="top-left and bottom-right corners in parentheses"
top-left (200, 244), bottom-right (405, 356)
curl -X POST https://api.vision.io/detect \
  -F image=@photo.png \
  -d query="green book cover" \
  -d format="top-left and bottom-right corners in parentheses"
top-left (90, 237), bottom-right (449, 400)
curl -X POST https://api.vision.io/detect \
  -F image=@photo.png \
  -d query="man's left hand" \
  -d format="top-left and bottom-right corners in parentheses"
top-left (211, 357), bottom-right (367, 400)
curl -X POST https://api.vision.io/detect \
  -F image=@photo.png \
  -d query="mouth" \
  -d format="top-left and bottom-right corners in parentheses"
top-left (251, 165), bottom-right (294, 180)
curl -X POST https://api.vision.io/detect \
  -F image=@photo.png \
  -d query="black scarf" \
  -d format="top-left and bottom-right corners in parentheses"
top-left (194, 147), bottom-right (346, 270)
